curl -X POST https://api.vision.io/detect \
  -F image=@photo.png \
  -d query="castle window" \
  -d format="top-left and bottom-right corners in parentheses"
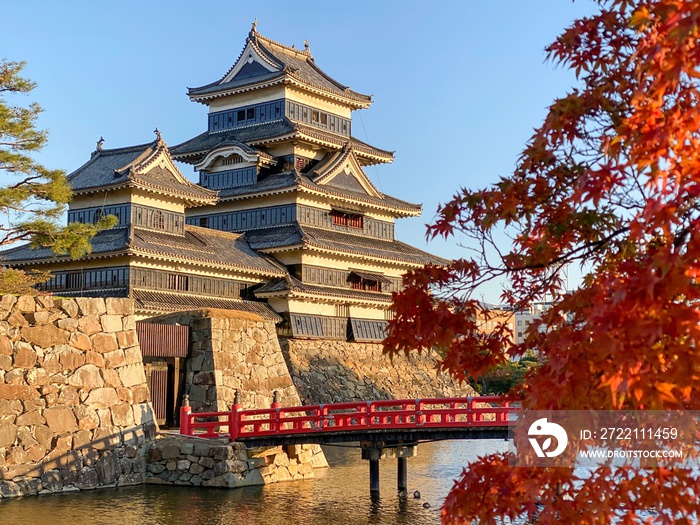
top-left (312, 110), bottom-right (319, 123)
top-left (66, 272), bottom-right (83, 290)
top-left (199, 217), bottom-right (208, 228)
top-left (331, 210), bottom-right (363, 229)
top-left (320, 113), bottom-right (328, 125)
top-left (246, 108), bottom-right (255, 119)
top-left (348, 271), bottom-right (390, 293)
top-left (237, 110), bottom-right (245, 121)
top-left (167, 274), bottom-right (188, 291)
top-left (93, 209), bottom-right (103, 224)
top-left (153, 211), bottom-right (164, 230)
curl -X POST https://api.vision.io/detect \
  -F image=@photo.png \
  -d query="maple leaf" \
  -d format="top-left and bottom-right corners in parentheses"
top-left (385, 1), bottom-right (700, 522)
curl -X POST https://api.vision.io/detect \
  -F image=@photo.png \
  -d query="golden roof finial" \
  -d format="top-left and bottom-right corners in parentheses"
top-left (303, 39), bottom-right (309, 51)
top-left (154, 127), bottom-right (162, 142)
top-left (96, 136), bottom-right (105, 151)
top-left (251, 19), bottom-right (258, 35)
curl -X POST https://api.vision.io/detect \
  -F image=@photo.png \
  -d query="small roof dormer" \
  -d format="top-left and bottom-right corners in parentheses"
top-left (69, 131), bottom-right (218, 208)
top-left (188, 22), bottom-right (372, 110)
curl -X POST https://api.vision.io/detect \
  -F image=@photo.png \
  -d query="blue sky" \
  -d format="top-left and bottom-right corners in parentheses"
top-left (2, 1), bottom-right (596, 301)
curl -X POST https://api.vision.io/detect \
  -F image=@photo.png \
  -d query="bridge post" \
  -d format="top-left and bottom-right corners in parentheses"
top-left (369, 458), bottom-right (380, 493)
top-left (397, 456), bottom-right (407, 493)
top-left (179, 394), bottom-right (192, 436)
top-left (361, 442), bottom-right (384, 494)
top-left (230, 390), bottom-right (242, 440)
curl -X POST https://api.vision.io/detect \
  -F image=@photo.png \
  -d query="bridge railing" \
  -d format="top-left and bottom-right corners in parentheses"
top-left (180, 395), bottom-right (514, 441)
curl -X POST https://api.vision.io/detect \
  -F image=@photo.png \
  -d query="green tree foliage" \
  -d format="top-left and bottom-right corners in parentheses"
top-left (469, 355), bottom-right (539, 395)
top-left (0, 59), bottom-right (115, 261)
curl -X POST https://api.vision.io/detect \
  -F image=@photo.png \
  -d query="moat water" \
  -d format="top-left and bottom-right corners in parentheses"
top-left (0, 440), bottom-right (509, 525)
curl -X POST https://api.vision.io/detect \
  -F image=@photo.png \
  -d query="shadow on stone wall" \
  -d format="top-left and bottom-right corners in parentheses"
top-left (281, 339), bottom-right (477, 404)
top-left (0, 421), bottom-right (157, 497)
top-left (142, 309), bottom-right (302, 413)
top-left (0, 294), bottom-right (159, 499)
top-left (282, 353), bottom-right (393, 405)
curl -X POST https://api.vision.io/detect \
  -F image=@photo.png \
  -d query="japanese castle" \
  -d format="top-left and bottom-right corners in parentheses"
top-left (2, 24), bottom-right (447, 342)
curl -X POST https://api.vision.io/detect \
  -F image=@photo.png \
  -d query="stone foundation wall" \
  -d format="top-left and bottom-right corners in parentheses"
top-left (0, 295), bottom-right (157, 498)
top-left (282, 339), bottom-right (477, 404)
top-left (143, 309), bottom-right (301, 413)
top-left (142, 309), bottom-right (328, 473)
top-left (146, 436), bottom-right (326, 487)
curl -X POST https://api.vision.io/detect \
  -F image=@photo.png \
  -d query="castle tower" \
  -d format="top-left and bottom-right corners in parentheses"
top-left (2, 132), bottom-right (285, 321)
top-left (170, 25), bottom-right (447, 341)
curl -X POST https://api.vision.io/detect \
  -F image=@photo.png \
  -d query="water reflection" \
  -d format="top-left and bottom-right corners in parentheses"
top-left (0, 440), bottom-right (509, 525)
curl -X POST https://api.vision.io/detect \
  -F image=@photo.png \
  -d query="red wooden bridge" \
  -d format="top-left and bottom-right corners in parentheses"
top-left (179, 394), bottom-right (515, 493)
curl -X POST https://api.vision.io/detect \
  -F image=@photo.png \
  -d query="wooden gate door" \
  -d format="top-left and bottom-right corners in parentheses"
top-left (136, 322), bottom-right (189, 428)
top-left (144, 361), bottom-right (169, 426)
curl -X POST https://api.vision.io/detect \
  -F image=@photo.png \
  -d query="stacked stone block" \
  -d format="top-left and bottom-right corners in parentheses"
top-left (143, 309), bottom-right (301, 412)
top-left (146, 436), bottom-right (325, 487)
top-left (282, 340), bottom-right (477, 404)
top-left (0, 295), bottom-right (157, 498)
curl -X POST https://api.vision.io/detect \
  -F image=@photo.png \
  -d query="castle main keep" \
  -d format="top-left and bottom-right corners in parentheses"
top-left (3, 23), bottom-right (447, 344)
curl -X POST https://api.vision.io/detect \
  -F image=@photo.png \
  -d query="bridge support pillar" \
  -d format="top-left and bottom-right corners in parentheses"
top-left (397, 456), bottom-right (407, 493)
top-left (369, 458), bottom-right (380, 493)
top-left (362, 442), bottom-right (384, 494)
top-left (361, 441), bottom-right (416, 496)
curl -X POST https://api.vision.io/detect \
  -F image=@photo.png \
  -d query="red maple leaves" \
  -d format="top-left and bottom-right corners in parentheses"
top-left (385, 1), bottom-right (700, 523)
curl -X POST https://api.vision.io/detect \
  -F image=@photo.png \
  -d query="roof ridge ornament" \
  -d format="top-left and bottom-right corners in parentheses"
top-left (92, 136), bottom-right (105, 157)
top-left (154, 127), bottom-right (162, 143)
top-left (250, 19), bottom-right (258, 37)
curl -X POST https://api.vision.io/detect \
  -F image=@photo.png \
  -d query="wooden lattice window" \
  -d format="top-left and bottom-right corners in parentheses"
top-left (348, 274), bottom-right (381, 292)
top-left (331, 210), bottom-right (363, 229)
top-left (153, 211), bottom-right (164, 230)
top-left (167, 274), bottom-right (188, 291)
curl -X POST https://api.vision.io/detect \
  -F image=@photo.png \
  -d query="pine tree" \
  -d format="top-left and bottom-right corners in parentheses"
top-left (0, 60), bottom-right (115, 267)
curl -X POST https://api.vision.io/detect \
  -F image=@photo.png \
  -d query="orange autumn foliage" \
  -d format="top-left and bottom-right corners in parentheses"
top-left (384, 1), bottom-right (700, 523)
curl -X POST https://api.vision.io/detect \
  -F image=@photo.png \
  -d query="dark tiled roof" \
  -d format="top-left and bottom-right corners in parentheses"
top-left (297, 175), bottom-right (421, 214)
top-left (246, 224), bottom-right (448, 266)
top-left (170, 121), bottom-right (294, 158)
top-left (132, 226), bottom-right (286, 276)
top-left (245, 224), bottom-right (303, 251)
top-left (57, 288), bottom-right (129, 298)
top-left (170, 119), bottom-right (393, 165)
top-left (217, 171), bottom-right (298, 199)
top-left (1, 227), bottom-right (130, 263)
top-left (300, 226), bottom-right (450, 265)
top-left (68, 138), bottom-right (216, 204)
top-left (2, 225), bottom-right (286, 277)
top-left (255, 277), bottom-right (392, 303)
top-left (349, 270), bottom-right (392, 284)
top-left (188, 71), bottom-right (284, 96)
top-left (188, 30), bottom-right (371, 105)
top-left (132, 289), bottom-right (282, 322)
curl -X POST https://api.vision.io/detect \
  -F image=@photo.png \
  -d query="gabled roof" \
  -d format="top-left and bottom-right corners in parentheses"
top-left (197, 168), bottom-right (421, 217)
top-left (170, 118), bottom-right (394, 166)
top-left (244, 224), bottom-right (450, 267)
top-left (188, 24), bottom-right (372, 109)
top-left (2, 224), bottom-right (287, 278)
top-left (307, 143), bottom-right (382, 197)
top-left (68, 133), bottom-right (218, 207)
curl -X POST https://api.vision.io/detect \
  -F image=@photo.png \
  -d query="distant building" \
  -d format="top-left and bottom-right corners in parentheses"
top-left (514, 302), bottom-right (551, 344)
top-left (2, 25), bottom-right (447, 343)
